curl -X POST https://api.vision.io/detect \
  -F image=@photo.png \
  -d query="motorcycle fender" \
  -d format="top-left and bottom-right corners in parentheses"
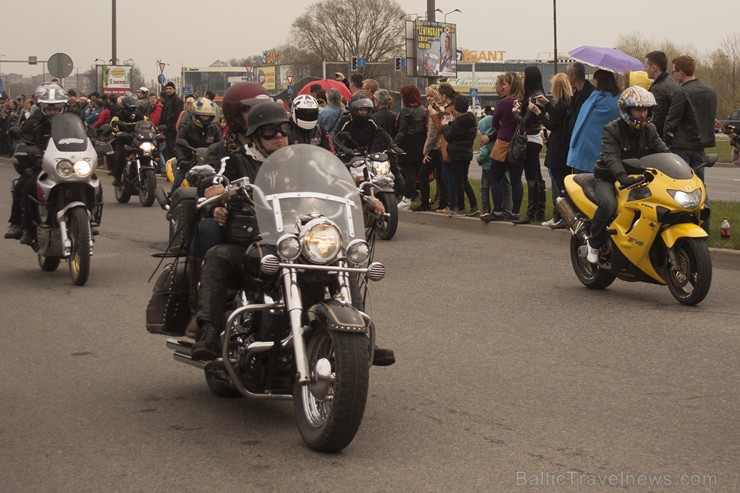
top-left (307, 301), bottom-right (367, 334)
top-left (660, 223), bottom-right (708, 248)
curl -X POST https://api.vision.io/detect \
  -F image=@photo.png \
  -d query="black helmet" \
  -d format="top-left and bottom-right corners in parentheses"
top-left (245, 101), bottom-right (289, 137)
top-left (121, 93), bottom-right (138, 112)
top-left (349, 94), bottom-right (374, 122)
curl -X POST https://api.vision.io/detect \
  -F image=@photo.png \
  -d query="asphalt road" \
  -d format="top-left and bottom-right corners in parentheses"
top-left (1, 160), bottom-right (738, 492)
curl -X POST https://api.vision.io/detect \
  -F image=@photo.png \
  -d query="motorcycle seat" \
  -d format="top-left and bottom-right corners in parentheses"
top-left (572, 173), bottom-right (598, 204)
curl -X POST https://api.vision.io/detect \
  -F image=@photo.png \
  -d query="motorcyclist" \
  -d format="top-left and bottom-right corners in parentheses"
top-left (286, 94), bottom-right (334, 152)
top-left (14, 84), bottom-right (68, 246)
top-left (170, 97), bottom-right (222, 192)
top-left (334, 94), bottom-right (393, 158)
top-left (587, 86), bottom-right (669, 263)
top-left (110, 93), bottom-right (147, 186)
top-left (191, 101), bottom-right (291, 361)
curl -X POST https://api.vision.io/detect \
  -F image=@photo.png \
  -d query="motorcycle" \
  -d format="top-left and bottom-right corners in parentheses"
top-left (113, 120), bottom-right (163, 206)
top-left (10, 114), bottom-right (112, 285)
top-left (341, 147), bottom-right (402, 241)
top-left (147, 145), bottom-right (385, 452)
top-left (556, 152), bottom-right (715, 306)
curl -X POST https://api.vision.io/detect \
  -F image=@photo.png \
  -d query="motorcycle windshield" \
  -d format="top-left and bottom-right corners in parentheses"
top-left (51, 113), bottom-right (89, 153)
top-left (254, 144), bottom-right (364, 245)
top-left (134, 120), bottom-right (157, 140)
top-left (637, 153), bottom-right (694, 180)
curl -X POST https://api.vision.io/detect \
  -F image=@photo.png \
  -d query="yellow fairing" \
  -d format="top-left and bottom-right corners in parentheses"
top-left (661, 223), bottom-right (708, 248)
top-left (563, 175), bottom-right (596, 217)
top-left (165, 158), bottom-right (190, 187)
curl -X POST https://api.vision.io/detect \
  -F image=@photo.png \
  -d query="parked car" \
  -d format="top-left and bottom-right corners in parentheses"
top-left (721, 109), bottom-right (740, 133)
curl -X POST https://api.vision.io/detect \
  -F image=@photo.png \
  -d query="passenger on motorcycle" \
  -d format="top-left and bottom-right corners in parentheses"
top-left (170, 97), bottom-right (222, 192)
top-left (191, 101), bottom-right (291, 361)
top-left (15, 84), bottom-right (68, 246)
top-left (587, 86), bottom-right (669, 263)
top-left (287, 94), bottom-right (334, 152)
top-left (110, 93), bottom-right (147, 186)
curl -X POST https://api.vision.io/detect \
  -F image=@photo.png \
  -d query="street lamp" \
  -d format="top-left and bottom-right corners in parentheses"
top-left (426, 8), bottom-right (442, 21)
top-left (444, 9), bottom-right (461, 22)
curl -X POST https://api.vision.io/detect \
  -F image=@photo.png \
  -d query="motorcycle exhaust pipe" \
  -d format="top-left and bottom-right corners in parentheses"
top-left (555, 196), bottom-right (587, 240)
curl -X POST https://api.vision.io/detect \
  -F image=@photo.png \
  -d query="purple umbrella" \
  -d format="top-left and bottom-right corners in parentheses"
top-left (568, 46), bottom-right (644, 73)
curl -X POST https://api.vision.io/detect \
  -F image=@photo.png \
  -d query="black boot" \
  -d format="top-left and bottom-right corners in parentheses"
top-left (373, 346), bottom-right (396, 366)
top-left (191, 323), bottom-right (221, 361)
top-left (4, 224), bottom-right (22, 239)
top-left (535, 180), bottom-right (546, 222)
top-left (185, 257), bottom-right (202, 339)
top-left (512, 180), bottom-right (538, 224)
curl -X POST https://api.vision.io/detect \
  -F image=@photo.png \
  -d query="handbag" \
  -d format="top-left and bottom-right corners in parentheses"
top-left (490, 138), bottom-right (510, 162)
top-left (507, 122), bottom-right (528, 165)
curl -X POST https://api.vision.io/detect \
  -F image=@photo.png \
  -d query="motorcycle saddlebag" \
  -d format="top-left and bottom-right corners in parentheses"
top-left (145, 261), bottom-right (190, 336)
top-left (165, 187), bottom-right (198, 255)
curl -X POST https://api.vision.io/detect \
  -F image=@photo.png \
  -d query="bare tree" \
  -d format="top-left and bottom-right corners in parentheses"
top-left (616, 32), bottom-right (696, 68)
top-left (285, 0), bottom-right (405, 81)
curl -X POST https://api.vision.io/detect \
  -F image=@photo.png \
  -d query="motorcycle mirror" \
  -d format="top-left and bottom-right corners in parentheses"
top-left (157, 124), bottom-right (168, 133)
top-left (703, 153), bottom-right (719, 168)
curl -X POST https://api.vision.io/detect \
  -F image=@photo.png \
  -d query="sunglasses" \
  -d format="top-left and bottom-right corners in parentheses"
top-left (259, 122), bottom-right (291, 139)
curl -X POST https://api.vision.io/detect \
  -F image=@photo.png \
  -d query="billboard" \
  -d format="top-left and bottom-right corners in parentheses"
top-left (100, 65), bottom-right (132, 95)
top-left (414, 20), bottom-right (457, 78)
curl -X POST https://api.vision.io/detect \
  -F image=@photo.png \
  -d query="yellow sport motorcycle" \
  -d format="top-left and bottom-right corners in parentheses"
top-left (556, 153), bottom-right (714, 306)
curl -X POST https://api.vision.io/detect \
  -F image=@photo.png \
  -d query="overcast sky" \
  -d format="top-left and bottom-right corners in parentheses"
top-left (1, 0), bottom-right (737, 83)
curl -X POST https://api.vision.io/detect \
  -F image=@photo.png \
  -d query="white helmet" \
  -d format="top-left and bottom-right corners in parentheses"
top-left (291, 94), bottom-right (319, 130)
top-left (37, 83), bottom-right (68, 119)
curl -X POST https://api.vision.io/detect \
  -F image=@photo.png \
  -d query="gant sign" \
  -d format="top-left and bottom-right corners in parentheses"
top-left (462, 50), bottom-right (507, 63)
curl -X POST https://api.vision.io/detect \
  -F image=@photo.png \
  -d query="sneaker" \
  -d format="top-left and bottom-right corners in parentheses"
top-left (482, 211), bottom-right (508, 222)
top-left (586, 241), bottom-right (600, 264)
top-left (541, 218), bottom-right (558, 227)
top-left (4, 224), bottom-right (22, 239)
top-left (435, 206), bottom-right (451, 214)
top-left (449, 208), bottom-right (464, 217)
top-left (479, 210), bottom-right (491, 220)
top-left (466, 207), bottom-right (480, 217)
top-left (550, 219), bottom-right (567, 230)
top-left (112, 179), bottom-right (121, 187)
top-left (397, 197), bottom-right (412, 210)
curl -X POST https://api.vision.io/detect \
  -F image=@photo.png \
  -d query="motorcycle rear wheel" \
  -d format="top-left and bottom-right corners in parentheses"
top-left (114, 182), bottom-right (131, 203)
top-left (665, 237), bottom-right (712, 306)
top-left (294, 326), bottom-right (369, 453)
top-left (205, 368), bottom-right (242, 398)
top-left (570, 235), bottom-right (615, 290)
top-left (68, 207), bottom-right (92, 286)
top-left (374, 192), bottom-right (398, 241)
top-left (139, 169), bottom-right (156, 207)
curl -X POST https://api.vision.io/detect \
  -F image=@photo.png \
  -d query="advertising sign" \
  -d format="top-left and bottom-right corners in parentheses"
top-left (101, 65), bottom-right (132, 95)
top-left (255, 66), bottom-right (277, 90)
top-left (414, 20), bottom-right (457, 78)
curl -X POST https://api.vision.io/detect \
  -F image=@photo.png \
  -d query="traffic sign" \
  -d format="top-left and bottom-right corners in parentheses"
top-left (357, 57), bottom-right (367, 68)
top-left (158, 74), bottom-right (166, 85)
top-left (469, 88), bottom-right (479, 98)
top-left (48, 52), bottom-right (74, 79)
top-left (183, 87), bottom-right (192, 95)
top-left (246, 65), bottom-right (253, 73)
top-left (287, 85), bottom-right (294, 94)
top-left (286, 75), bottom-right (294, 84)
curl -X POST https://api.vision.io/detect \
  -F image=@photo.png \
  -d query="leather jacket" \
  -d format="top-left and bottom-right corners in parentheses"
top-left (594, 119), bottom-right (669, 182)
top-left (663, 79), bottom-right (717, 149)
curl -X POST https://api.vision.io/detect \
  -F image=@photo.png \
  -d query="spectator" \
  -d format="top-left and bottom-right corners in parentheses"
top-left (644, 50), bottom-right (679, 137)
top-left (136, 87), bottom-right (152, 115)
top-left (371, 89), bottom-right (403, 197)
top-left (441, 95), bottom-right (478, 216)
top-left (161, 81), bottom-right (184, 160)
top-left (362, 79), bottom-right (379, 101)
top-left (563, 62), bottom-right (594, 164)
top-left (204, 89), bottom-right (222, 120)
top-left (479, 75), bottom-right (513, 216)
top-left (148, 93), bottom-right (163, 126)
top-left (394, 84), bottom-right (428, 210)
top-left (93, 99), bottom-right (112, 130)
top-left (176, 96), bottom-right (195, 132)
top-left (539, 72), bottom-right (573, 228)
top-left (317, 88), bottom-right (345, 140)
top-left (422, 85), bottom-right (449, 212)
top-left (334, 72), bottom-right (349, 90)
top-left (476, 115), bottom-right (495, 218)
top-left (431, 83), bottom-right (460, 214)
top-left (349, 72), bottom-right (364, 96)
top-left (84, 98), bottom-right (104, 137)
top-left (663, 54), bottom-right (717, 233)
top-left (567, 69), bottom-right (620, 173)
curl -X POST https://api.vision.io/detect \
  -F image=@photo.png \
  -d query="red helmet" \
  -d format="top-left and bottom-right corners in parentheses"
top-left (222, 82), bottom-right (270, 132)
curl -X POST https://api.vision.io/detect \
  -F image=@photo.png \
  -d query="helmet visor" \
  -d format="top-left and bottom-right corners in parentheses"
top-left (258, 122), bottom-right (291, 140)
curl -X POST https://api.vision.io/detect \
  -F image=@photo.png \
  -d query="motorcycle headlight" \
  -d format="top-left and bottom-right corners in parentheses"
top-left (346, 239), bottom-right (370, 265)
top-left (300, 219), bottom-right (342, 264)
top-left (139, 141), bottom-right (156, 156)
top-left (276, 234), bottom-right (301, 261)
top-left (369, 159), bottom-right (391, 176)
top-left (350, 166), bottom-right (365, 183)
top-left (56, 159), bottom-right (74, 177)
top-left (73, 160), bottom-right (93, 177)
top-left (669, 189), bottom-right (703, 209)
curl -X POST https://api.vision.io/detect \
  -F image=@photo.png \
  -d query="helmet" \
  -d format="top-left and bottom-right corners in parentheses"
top-left (37, 83), bottom-right (68, 119)
top-left (222, 82), bottom-right (270, 132)
top-left (121, 93), bottom-right (138, 112)
top-left (192, 97), bottom-right (216, 117)
top-left (618, 86), bottom-right (657, 130)
top-left (291, 94), bottom-right (319, 130)
top-left (245, 101), bottom-right (289, 137)
top-left (349, 94), bottom-right (374, 122)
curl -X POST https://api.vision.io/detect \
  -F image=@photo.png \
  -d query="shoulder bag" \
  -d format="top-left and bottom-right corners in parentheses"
top-left (507, 120), bottom-right (528, 165)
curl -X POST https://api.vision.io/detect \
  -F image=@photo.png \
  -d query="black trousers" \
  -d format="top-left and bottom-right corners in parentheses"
top-left (589, 178), bottom-right (617, 249)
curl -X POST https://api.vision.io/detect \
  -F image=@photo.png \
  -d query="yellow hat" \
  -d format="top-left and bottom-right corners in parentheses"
top-left (629, 71), bottom-right (651, 90)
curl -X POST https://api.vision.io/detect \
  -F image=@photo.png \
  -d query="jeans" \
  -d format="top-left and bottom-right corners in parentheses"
top-left (589, 178), bottom-right (617, 249)
top-left (451, 159), bottom-right (477, 211)
top-left (671, 148), bottom-right (710, 233)
top-left (480, 166), bottom-right (492, 212)
top-left (489, 159), bottom-right (523, 214)
top-left (189, 218), bottom-right (223, 259)
top-left (442, 160), bottom-right (457, 210)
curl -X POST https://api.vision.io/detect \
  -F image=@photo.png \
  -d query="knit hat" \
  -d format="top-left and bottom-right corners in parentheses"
top-left (165, 82), bottom-right (176, 89)
top-left (454, 95), bottom-right (469, 113)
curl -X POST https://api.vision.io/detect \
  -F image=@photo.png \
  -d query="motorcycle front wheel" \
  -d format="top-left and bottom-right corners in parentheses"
top-left (139, 169), bottom-right (156, 207)
top-left (665, 237), bottom-right (712, 305)
top-left (114, 182), bottom-right (131, 203)
top-left (294, 326), bottom-right (369, 453)
top-left (570, 235), bottom-right (615, 290)
top-left (374, 192), bottom-right (398, 240)
top-left (68, 207), bottom-right (92, 286)
top-left (38, 254), bottom-right (61, 272)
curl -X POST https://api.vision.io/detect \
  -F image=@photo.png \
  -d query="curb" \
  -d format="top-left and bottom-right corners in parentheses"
top-left (399, 210), bottom-right (740, 272)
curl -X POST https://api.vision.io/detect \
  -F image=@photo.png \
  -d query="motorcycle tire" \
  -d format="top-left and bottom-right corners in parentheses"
top-left (68, 207), bottom-right (92, 286)
top-left (664, 237), bottom-right (712, 306)
top-left (205, 368), bottom-right (242, 398)
top-left (294, 325), bottom-right (369, 453)
top-left (374, 192), bottom-right (398, 241)
top-left (114, 182), bottom-right (131, 203)
top-left (38, 254), bottom-right (61, 272)
top-left (569, 235), bottom-right (615, 290)
top-left (139, 169), bottom-right (156, 207)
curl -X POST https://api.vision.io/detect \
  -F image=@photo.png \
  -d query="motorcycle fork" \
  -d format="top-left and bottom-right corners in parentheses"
top-left (281, 267), bottom-right (311, 384)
